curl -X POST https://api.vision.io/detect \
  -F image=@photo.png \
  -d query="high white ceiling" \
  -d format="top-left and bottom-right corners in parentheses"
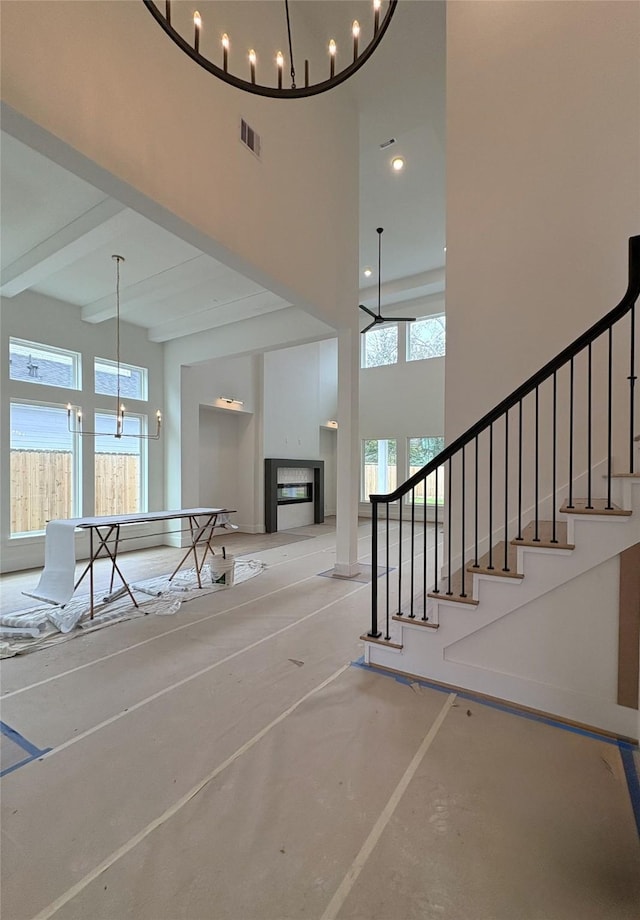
top-left (0, 0), bottom-right (445, 343)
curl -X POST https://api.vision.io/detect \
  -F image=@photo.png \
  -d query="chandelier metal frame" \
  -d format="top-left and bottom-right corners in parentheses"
top-left (142, 0), bottom-right (398, 99)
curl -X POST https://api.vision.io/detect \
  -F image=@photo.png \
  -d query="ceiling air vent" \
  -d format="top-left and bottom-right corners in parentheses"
top-left (240, 119), bottom-right (261, 158)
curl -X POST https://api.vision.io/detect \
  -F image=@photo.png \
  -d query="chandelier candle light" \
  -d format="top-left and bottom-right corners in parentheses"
top-left (142, 0), bottom-right (397, 98)
top-left (67, 256), bottom-right (162, 440)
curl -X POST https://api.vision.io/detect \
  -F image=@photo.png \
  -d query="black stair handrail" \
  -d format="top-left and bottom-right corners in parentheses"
top-left (370, 235), bottom-right (640, 505)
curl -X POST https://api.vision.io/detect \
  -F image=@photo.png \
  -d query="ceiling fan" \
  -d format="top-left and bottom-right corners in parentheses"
top-left (359, 227), bottom-right (416, 334)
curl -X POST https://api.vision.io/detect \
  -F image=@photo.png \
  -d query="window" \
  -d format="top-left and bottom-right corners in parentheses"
top-left (94, 412), bottom-right (145, 516)
top-left (362, 439), bottom-right (397, 499)
top-left (407, 314), bottom-right (446, 362)
top-left (9, 338), bottom-right (80, 389)
top-left (95, 358), bottom-right (147, 400)
top-left (361, 325), bottom-right (398, 368)
top-left (10, 402), bottom-right (79, 535)
top-left (407, 436), bottom-right (445, 505)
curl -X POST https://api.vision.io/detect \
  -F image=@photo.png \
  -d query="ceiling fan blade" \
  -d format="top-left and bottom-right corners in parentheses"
top-left (360, 318), bottom-right (378, 334)
top-left (372, 315), bottom-right (417, 327)
top-left (358, 304), bottom-right (378, 319)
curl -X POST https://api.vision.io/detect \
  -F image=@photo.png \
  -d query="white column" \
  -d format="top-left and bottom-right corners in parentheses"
top-left (334, 325), bottom-right (361, 576)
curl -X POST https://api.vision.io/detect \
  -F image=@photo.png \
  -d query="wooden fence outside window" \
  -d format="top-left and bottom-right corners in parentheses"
top-left (10, 450), bottom-right (140, 533)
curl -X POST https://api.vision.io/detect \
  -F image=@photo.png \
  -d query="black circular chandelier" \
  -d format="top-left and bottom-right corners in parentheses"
top-left (142, 0), bottom-right (398, 99)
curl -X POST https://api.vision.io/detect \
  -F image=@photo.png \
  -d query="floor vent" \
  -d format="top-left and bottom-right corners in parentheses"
top-left (240, 119), bottom-right (261, 157)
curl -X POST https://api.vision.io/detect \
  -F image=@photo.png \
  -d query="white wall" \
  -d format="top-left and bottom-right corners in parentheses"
top-left (167, 340), bottom-right (340, 537)
top-left (0, 0), bottom-right (359, 331)
top-left (198, 407), bottom-right (241, 514)
top-left (320, 428), bottom-right (338, 516)
top-left (188, 355), bottom-right (262, 533)
top-left (263, 340), bottom-right (338, 459)
top-left (446, 0), bottom-right (640, 440)
top-left (0, 291), bottom-right (164, 571)
top-left (162, 309), bottom-right (334, 516)
top-left (446, 557), bottom-right (620, 704)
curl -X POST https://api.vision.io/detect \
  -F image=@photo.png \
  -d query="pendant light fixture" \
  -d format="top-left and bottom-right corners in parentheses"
top-left (142, 0), bottom-right (398, 99)
top-left (67, 255), bottom-right (162, 440)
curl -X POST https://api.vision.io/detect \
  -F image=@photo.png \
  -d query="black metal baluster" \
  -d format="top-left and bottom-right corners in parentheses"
top-left (369, 501), bottom-right (380, 638)
top-left (606, 326), bottom-right (613, 509)
top-left (587, 342), bottom-right (593, 508)
top-left (447, 457), bottom-right (453, 593)
top-left (409, 488), bottom-right (416, 617)
top-left (534, 386), bottom-right (540, 541)
top-left (568, 357), bottom-right (575, 509)
top-left (397, 501), bottom-right (403, 614)
top-left (516, 400), bottom-right (523, 540)
top-left (433, 465), bottom-right (439, 593)
top-left (488, 423), bottom-right (494, 568)
top-left (473, 435), bottom-right (479, 566)
top-left (630, 304), bottom-right (637, 474)
top-left (385, 504), bottom-right (390, 638)
top-left (503, 411), bottom-right (510, 570)
top-left (552, 370), bottom-right (558, 542)
top-left (461, 445), bottom-right (467, 596)
top-left (422, 476), bottom-right (428, 620)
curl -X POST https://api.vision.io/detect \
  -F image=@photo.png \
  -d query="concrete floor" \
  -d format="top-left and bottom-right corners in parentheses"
top-left (1, 522), bottom-right (639, 920)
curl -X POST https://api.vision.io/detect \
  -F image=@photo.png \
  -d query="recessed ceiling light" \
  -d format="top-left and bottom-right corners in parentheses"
top-left (363, 267), bottom-right (372, 277)
top-left (391, 156), bottom-right (405, 172)
top-left (443, 246), bottom-right (447, 252)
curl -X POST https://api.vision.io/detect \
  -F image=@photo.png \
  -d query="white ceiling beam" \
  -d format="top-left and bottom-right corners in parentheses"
top-left (380, 291), bottom-right (445, 317)
top-left (0, 199), bottom-right (128, 297)
top-left (148, 292), bottom-right (290, 343)
top-left (82, 254), bottom-right (215, 323)
top-left (359, 266), bottom-right (445, 306)
top-left (81, 255), bottom-right (264, 324)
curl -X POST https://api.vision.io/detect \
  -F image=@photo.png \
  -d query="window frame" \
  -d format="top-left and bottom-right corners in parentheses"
top-left (9, 337), bottom-right (81, 390)
top-left (94, 356), bottom-right (149, 400)
top-left (9, 398), bottom-right (82, 537)
top-left (360, 323), bottom-right (399, 369)
top-left (361, 437), bottom-right (398, 501)
top-left (406, 313), bottom-right (446, 363)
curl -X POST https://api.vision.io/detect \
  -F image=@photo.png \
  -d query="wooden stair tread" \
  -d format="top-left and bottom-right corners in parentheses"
top-left (607, 472), bottom-right (640, 478)
top-left (392, 615), bottom-right (439, 629)
top-left (466, 541), bottom-right (523, 579)
top-left (427, 590), bottom-right (479, 606)
top-left (360, 633), bottom-right (402, 649)
top-left (428, 567), bottom-right (479, 606)
top-left (511, 520), bottom-right (574, 549)
top-left (559, 498), bottom-right (631, 516)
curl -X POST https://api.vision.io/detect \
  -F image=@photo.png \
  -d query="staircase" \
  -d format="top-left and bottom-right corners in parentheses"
top-left (362, 238), bottom-right (640, 740)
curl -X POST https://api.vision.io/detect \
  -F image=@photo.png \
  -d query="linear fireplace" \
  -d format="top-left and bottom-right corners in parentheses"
top-left (265, 458), bottom-right (324, 533)
top-left (277, 482), bottom-right (313, 504)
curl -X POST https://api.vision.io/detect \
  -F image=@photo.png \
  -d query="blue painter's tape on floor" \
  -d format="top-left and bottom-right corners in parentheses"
top-left (619, 745), bottom-right (640, 839)
top-left (0, 721), bottom-right (51, 777)
top-left (351, 658), bottom-right (636, 750)
top-left (354, 658), bottom-right (640, 839)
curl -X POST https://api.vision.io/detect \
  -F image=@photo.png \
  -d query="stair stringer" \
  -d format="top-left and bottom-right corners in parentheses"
top-left (364, 482), bottom-right (640, 738)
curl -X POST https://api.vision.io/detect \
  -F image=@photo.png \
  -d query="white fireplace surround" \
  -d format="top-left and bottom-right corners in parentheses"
top-left (277, 467), bottom-right (313, 484)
